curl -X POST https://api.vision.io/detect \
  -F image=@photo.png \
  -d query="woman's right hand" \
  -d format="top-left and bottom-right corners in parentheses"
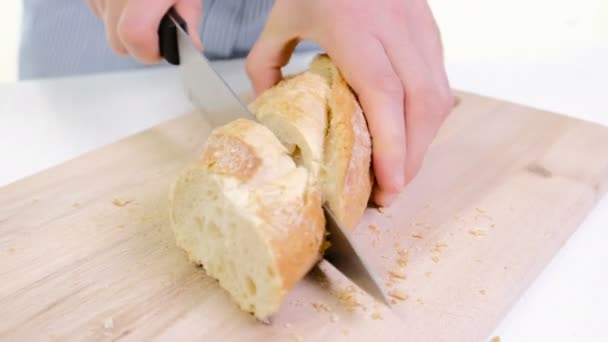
top-left (85, 0), bottom-right (203, 63)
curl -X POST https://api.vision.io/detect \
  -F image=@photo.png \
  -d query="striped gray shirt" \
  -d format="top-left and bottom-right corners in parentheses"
top-left (19, 0), bottom-right (318, 80)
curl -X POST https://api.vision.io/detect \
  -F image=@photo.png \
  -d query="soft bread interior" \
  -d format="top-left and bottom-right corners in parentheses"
top-left (249, 72), bottom-right (330, 183)
top-left (170, 169), bottom-right (284, 318)
top-left (169, 119), bottom-right (325, 320)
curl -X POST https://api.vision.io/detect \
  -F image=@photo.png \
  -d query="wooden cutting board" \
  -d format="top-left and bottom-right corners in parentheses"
top-left (1, 91), bottom-right (608, 342)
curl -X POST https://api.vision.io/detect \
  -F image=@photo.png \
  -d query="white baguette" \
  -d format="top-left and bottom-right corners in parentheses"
top-left (169, 54), bottom-right (373, 320)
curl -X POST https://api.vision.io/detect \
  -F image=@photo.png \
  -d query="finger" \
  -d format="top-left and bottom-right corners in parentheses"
top-left (246, 26), bottom-right (299, 96)
top-left (174, 0), bottom-right (203, 50)
top-left (382, 35), bottom-right (453, 185)
top-left (103, 0), bottom-right (128, 55)
top-left (321, 33), bottom-right (406, 206)
top-left (117, 0), bottom-right (176, 63)
top-left (402, 0), bottom-right (455, 107)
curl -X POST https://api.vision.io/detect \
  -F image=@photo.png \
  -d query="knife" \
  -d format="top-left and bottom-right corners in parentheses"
top-left (158, 8), bottom-right (390, 306)
top-left (158, 8), bottom-right (254, 126)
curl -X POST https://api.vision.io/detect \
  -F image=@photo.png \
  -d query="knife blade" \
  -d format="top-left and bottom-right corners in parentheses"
top-left (158, 8), bottom-right (255, 127)
top-left (158, 8), bottom-right (390, 307)
top-left (322, 207), bottom-right (390, 306)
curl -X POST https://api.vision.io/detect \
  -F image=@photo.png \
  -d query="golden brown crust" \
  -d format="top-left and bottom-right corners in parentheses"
top-left (257, 187), bottom-right (325, 289)
top-left (248, 54), bottom-right (373, 231)
top-left (310, 54), bottom-right (373, 231)
top-left (200, 132), bottom-right (261, 181)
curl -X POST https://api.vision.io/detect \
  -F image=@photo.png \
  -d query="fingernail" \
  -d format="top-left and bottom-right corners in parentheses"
top-left (374, 191), bottom-right (397, 208)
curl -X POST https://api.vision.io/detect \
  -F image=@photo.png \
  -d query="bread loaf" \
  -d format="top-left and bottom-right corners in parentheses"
top-left (169, 54), bottom-right (373, 320)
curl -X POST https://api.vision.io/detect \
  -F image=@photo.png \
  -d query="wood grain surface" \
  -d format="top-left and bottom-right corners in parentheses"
top-left (1, 91), bottom-right (607, 342)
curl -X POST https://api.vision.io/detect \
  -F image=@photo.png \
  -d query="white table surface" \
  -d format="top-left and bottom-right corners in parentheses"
top-left (1, 0), bottom-right (607, 340)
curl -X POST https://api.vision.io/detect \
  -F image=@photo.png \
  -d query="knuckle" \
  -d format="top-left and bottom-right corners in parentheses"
top-left (413, 85), bottom-right (452, 117)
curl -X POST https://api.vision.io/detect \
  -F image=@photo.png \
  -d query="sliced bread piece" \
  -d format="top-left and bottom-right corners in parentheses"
top-left (249, 54), bottom-right (373, 230)
top-left (169, 119), bottom-right (325, 320)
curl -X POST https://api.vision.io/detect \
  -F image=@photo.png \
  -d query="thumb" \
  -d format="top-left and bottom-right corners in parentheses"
top-left (246, 25), bottom-right (299, 96)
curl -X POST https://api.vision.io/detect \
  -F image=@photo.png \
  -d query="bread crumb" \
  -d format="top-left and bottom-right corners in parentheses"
top-left (370, 311), bottom-right (383, 320)
top-left (475, 207), bottom-right (486, 214)
top-left (283, 322), bottom-right (293, 329)
top-left (396, 249), bottom-right (409, 268)
top-left (334, 286), bottom-right (363, 312)
top-left (396, 248), bottom-right (409, 267)
top-left (290, 333), bottom-right (303, 342)
top-left (393, 242), bottom-right (401, 249)
top-left (431, 255), bottom-right (440, 263)
top-left (7, 247), bottom-right (15, 254)
top-left (103, 317), bottom-right (114, 330)
top-left (72, 203), bottom-right (81, 208)
top-left (424, 271), bottom-right (432, 278)
top-left (479, 289), bottom-right (487, 295)
top-left (368, 224), bottom-right (379, 235)
top-left (388, 289), bottom-right (409, 301)
top-left (311, 302), bottom-right (331, 313)
top-left (320, 240), bottom-right (332, 254)
top-left (397, 259), bottom-right (408, 267)
top-left (385, 282), bottom-right (394, 288)
top-left (468, 228), bottom-right (488, 237)
top-left (411, 233), bottom-right (424, 239)
top-left (341, 328), bottom-right (350, 336)
top-left (389, 270), bottom-right (407, 280)
top-left (415, 222), bottom-right (426, 227)
top-left (330, 314), bottom-right (339, 323)
top-left (112, 199), bottom-right (132, 207)
top-left (490, 336), bottom-right (501, 342)
top-left (432, 243), bottom-right (448, 253)
top-left (390, 299), bottom-right (398, 305)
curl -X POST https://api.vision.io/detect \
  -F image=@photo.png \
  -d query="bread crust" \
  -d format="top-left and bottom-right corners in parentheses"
top-left (311, 55), bottom-right (373, 231)
top-left (249, 54), bottom-right (373, 231)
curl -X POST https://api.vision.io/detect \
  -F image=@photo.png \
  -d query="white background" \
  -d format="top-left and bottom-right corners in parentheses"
top-left (1, 0), bottom-right (607, 341)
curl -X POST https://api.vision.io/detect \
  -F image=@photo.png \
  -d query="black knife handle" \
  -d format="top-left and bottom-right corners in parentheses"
top-left (158, 7), bottom-right (188, 65)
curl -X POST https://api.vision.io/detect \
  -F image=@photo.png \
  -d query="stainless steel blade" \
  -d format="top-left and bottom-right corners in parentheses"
top-left (173, 21), bottom-right (255, 126)
top-left (322, 206), bottom-right (390, 306)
